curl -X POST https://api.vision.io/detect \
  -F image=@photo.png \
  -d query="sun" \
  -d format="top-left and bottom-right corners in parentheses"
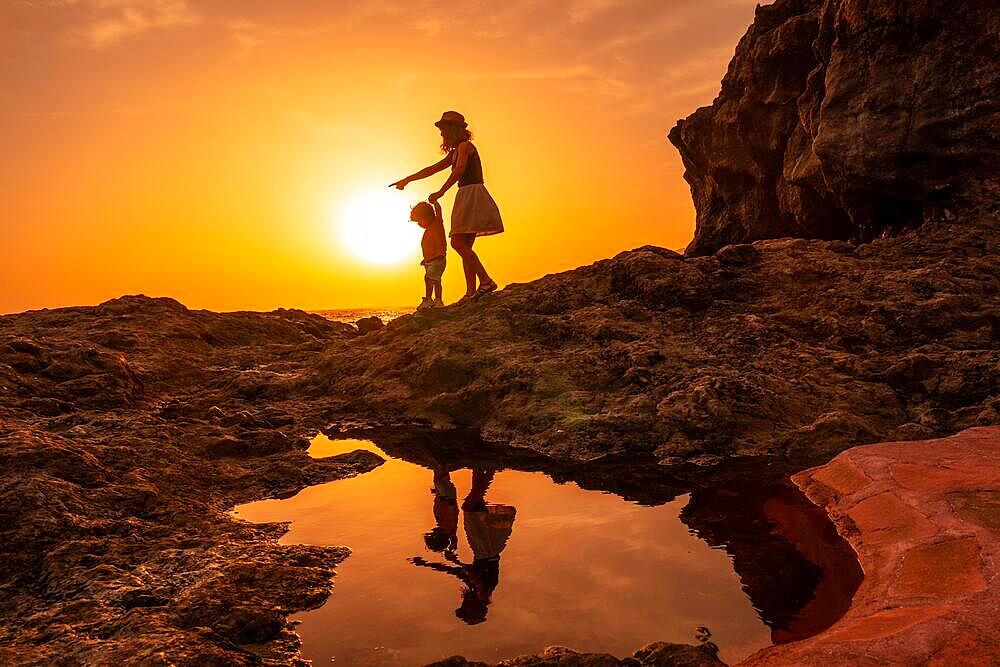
top-left (337, 189), bottom-right (423, 265)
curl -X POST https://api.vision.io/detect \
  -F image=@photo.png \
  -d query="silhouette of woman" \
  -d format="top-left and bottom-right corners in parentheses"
top-left (390, 111), bottom-right (504, 305)
top-left (411, 468), bottom-right (516, 624)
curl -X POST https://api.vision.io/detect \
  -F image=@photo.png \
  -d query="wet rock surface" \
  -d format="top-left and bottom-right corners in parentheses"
top-left (669, 0), bottom-right (1000, 254)
top-left (741, 426), bottom-right (1000, 666)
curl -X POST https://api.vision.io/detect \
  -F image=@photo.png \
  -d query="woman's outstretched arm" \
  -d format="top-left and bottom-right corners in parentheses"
top-left (429, 142), bottom-right (472, 202)
top-left (409, 556), bottom-right (475, 587)
top-left (389, 154), bottom-right (452, 189)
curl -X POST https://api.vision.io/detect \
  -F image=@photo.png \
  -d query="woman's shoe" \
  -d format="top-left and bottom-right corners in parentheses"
top-left (472, 280), bottom-right (498, 300)
top-left (416, 297), bottom-right (433, 311)
top-left (454, 293), bottom-right (475, 307)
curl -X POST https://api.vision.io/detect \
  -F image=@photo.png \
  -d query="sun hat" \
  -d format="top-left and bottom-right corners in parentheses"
top-left (434, 111), bottom-right (467, 128)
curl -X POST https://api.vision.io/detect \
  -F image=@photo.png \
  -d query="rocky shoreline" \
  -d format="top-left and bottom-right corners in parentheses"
top-left (3, 0), bottom-right (998, 663)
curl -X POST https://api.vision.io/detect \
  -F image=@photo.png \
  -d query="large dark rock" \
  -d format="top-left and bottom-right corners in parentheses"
top-left (669, 0), bottom-right (1000, 255)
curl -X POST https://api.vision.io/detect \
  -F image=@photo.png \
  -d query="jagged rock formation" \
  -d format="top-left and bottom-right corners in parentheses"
top-left (669, 0), bottom-right (1000, 255)
top-left (1, 297), bottom-right (852, 664)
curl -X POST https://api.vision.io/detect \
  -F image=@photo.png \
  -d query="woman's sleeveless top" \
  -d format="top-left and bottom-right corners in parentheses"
top-left (455, 143), bottom-right (484, 187)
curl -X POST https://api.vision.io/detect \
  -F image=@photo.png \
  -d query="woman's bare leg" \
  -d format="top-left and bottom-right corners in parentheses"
top-left (451, 234), bottom-right (478, 295)
top-left (455, 235), bottom-right (493, 287)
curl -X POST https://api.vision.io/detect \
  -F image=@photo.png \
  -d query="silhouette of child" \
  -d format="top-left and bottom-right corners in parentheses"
top-left (424, 467), bottom-right (459, 553)
top-left (410, 200), bottom-right (446, 311)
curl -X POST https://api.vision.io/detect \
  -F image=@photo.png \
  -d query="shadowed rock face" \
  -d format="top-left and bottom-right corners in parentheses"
top-left (1, 300), bottom-right (854, 664)
top-left (669, 0), bottom-right (1000, 255)
top-left (427, 642), bottom-right (724, 666)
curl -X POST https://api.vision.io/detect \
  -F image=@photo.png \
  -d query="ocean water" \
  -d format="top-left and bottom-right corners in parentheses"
top-left (312, 307), bottom-right (414, 324)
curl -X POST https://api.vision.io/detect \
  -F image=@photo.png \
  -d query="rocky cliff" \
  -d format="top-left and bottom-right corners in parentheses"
top-left (669, 0), bottom-right (1000, 255)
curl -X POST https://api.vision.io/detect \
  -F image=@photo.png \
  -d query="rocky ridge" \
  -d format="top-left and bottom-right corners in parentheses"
top-left (311, 207), bottom-right (999, 465)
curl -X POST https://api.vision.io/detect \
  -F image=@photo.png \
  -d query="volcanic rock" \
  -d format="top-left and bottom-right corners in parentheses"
top-left (355, 315), bottom-right (385, 334)
top-left (669, 0), bottom-right (1000, 255)
top-left (0, 297), bottom-right (382, 665)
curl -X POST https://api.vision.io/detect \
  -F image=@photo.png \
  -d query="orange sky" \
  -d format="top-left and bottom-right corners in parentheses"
top-left (1, 0), bottom-right (758, 314)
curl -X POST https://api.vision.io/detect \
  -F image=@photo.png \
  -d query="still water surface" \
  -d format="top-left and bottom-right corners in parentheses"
top-left (234, 436), bottom-right (777, 665)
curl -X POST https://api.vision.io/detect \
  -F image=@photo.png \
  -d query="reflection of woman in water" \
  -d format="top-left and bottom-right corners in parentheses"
top-left (411, 468), bottom-right (516, 625)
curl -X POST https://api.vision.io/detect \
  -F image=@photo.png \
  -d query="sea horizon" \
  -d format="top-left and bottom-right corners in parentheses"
top-left (311, 305), bottom-right (415, 323)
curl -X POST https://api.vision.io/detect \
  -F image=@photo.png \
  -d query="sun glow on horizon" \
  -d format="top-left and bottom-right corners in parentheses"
top-left (337, 189), bottom-right (424, 266)
top-left (0, 1), bottom-right (763, 313)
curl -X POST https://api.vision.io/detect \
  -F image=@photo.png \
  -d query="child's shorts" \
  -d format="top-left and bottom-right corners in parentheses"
top-left (423, 256), bottom-right (446, 282)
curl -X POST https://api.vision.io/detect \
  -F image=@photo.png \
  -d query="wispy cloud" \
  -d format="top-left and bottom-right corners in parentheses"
top-left (63, 0), bottom-right (200, 49)
top-left (567, 0), bottom-right (625, 24)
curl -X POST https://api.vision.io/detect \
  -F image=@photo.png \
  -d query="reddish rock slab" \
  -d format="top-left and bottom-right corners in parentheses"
top-left (894, 537), bottom-right (986, 600)
top-left (740, 426), bottom-right (1000, 666)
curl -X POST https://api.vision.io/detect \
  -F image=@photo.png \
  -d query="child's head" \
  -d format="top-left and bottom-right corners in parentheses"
top-left (424, 527), bottom-right (456, 553)
top-left (410, 201), bottom-right (435, 227)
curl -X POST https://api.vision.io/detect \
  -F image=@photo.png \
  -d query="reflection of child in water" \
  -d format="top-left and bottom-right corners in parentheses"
top-left (412, 468), bottom-right (516, 625)
top-left (424, 468), bottom-right (459, 553)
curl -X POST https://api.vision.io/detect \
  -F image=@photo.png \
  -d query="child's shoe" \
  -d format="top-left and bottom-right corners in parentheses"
top-left (432, 298), bottom-right (444, 309)
top-left (416, 297), bottom-right (433, 311)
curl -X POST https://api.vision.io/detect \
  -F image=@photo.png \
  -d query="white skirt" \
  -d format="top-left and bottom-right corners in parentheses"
top-left (451, 183), bottom-right (504, 237)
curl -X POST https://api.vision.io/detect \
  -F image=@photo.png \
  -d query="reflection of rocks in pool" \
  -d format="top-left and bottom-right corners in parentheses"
top-left (681, 478), bottom-right (862, 643)
top-left (263, 430), bottom-right (863, 663)
top-left (333, 426), bottom-right (861, 645)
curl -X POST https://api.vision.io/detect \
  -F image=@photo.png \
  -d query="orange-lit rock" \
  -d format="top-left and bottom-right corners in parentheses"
top-left (740, 426), bottom-right (1000, 666)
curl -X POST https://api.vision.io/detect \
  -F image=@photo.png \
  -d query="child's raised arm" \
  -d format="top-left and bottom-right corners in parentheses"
top-left (431, 199), bottom-right (443, 223)
top-left (389, 154), bottom-right (452, 190)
